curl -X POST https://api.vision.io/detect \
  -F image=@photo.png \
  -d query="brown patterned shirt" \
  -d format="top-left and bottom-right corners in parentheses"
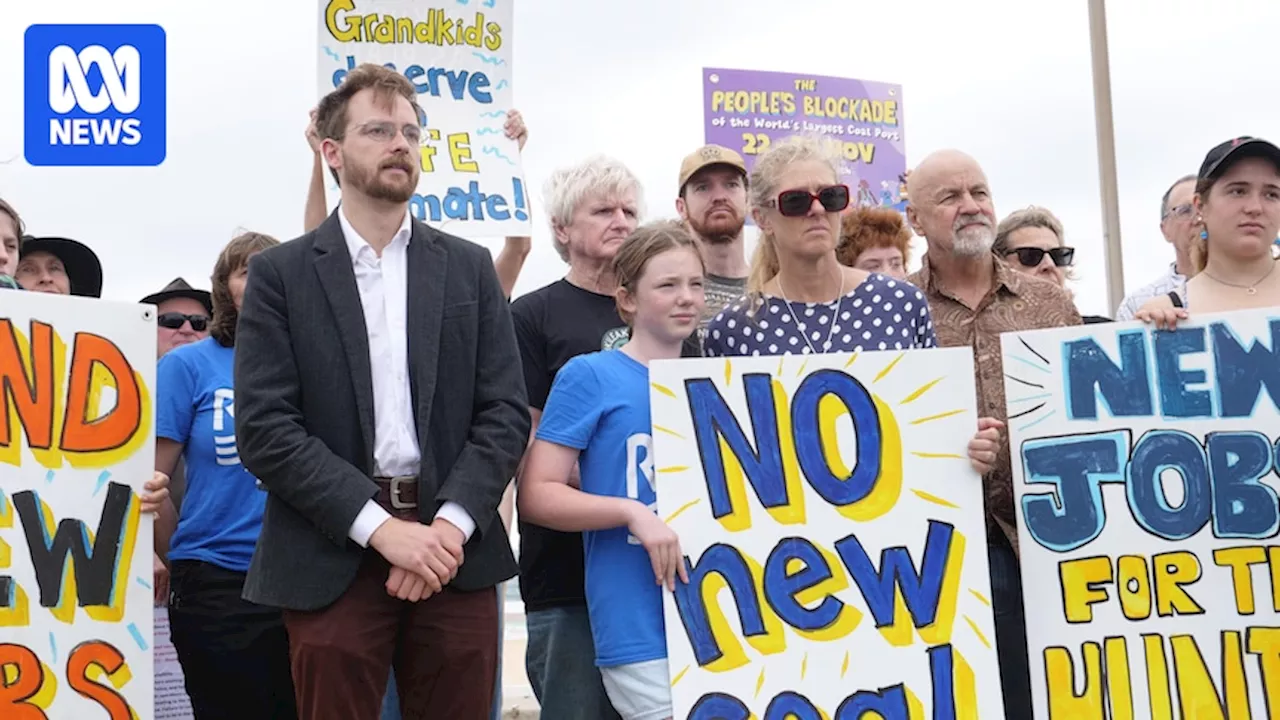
top-left (908, 256), bottom-right (1083, 553)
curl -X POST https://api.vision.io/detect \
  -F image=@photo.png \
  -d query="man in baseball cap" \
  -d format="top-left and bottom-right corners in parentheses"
top-left (141, 277), bottom-right (213, 359)
top-left (675, 144), bottom-right (750, 330)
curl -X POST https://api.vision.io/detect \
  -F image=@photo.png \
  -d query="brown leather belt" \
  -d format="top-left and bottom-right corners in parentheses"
top-left (373, 476), bottom-right (418, 511)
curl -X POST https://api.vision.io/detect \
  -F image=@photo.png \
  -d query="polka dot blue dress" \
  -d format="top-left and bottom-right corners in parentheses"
top-left (703, 273), bottom-right (937, 357)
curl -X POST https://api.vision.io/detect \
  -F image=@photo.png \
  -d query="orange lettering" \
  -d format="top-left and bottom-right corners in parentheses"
top-left (0, 320), bottom-right (56, 451)
top-left (0, 644), bottom-right (48, 719)
top-left (60, 334), bottom-right (141, 454)
top-left (67, 641), bottom-right (132, 720)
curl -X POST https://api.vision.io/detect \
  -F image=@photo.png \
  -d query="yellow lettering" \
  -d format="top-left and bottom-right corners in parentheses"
top-left (1169, 633), bottom-right (1249, 719)
top-left (1059, 556), bottom-right (1112, 623)
top-left (448, 133), bottom-right (479, 173)
top-left (324, 0), bottom-right (359, 43)
top-left (1143, 634), bottom-right (1174, 720)
top-left (1247, 627), bottom-right (1280, 718)
top-left (1105, 637), bottom-right (1134, 720)
top-left (1117, 555), bottom-right (1152, 620)
top-left (1214, 546), bottom-right (1266, 615)
top-left (1153, 551), bottom-right (1204, 617)
top-left (1045, 642), bottom-right (1104, 719)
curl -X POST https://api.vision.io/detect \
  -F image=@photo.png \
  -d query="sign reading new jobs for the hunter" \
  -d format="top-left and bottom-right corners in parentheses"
top-left (1, 291), bottom-right (156, 717)
top-left (1003, 308), bottom-right (1280, 718)
top-left (650, 348), bottom-right (1004, 719)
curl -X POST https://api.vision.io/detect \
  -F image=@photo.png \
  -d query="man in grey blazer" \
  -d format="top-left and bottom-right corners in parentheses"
top-left (234, 63), bottom-right (530, 719)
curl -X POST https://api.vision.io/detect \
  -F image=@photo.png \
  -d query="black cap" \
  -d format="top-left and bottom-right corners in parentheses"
top-left (140, 277), bottom-right (213, 316)
top-left (19, 236), bottom-right (103, 298)
top-left (1198, 137), bottom-right (1280, 181)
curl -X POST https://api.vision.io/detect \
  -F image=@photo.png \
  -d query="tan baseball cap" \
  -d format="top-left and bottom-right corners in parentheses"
top-left (678, 145), bottom-right (747, 194)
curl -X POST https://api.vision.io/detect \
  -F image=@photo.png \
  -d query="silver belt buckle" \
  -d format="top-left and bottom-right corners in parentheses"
top-left (389, 476), bottom-right (417, 510)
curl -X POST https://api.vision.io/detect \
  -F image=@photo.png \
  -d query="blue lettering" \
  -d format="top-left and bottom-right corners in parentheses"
top-left (686, 374), bottom-right (790, 520)
top-left (1064, 331), bottom-right (1153, 419)
top-left (1127, 430), bottom-right (1210, 540)
top-left (1153, 328), bottom-right (1212, 418)
top-left (689, 693), bottom-right (749, 720)
top-left (763, 538), bottom-right (845, 632)
top-left (1212, 320), bottom-right (1280, 418)
top-left (409, 185), bottom-right (512, 223)
top-left (485, 193), bottom-right (510, 221)
top-left (673, 544), bottom-right (769, 667)
top-left (929, 644), bottom-right (957, 720)
top-left (468, 70), bottom-right (493, 103)
top-left (1208, 431), bottom-right (1278, 538)
top-left (1020, 432), bottom-right (1129, 553)
top-left (835, 685), bottom-right (909, 720)
top-left (404, 63), bottom-right (427, 93)
top-left (764, 692), bottom-right (822, 720)
top-left (791, 369), bottom-right (882, 506)
top-left (833, 521), bottom-right (953, 629)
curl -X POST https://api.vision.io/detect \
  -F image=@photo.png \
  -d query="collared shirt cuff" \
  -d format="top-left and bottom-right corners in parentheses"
top-left (434, 501), bottom-right (476, 542)
top-left (349, 499), bottom-right (393, 548)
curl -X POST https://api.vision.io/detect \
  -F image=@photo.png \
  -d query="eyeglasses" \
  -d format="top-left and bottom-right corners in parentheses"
top-left (158, 312), bottom-right (209, 332)
top-left (772, 185), bottom-right (851, 217)
top-left (1163, 203), bottom-right (1194, 221)
top-left (1007, 246), bottom-right (1075, 268)
top-left (354, 121), bottom-right (423, 145)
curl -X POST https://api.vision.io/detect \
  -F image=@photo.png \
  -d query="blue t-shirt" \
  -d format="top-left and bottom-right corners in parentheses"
top-left (157, 337), bottom-right (266, 573)
top-left (536, 349), bottom-right (666, 668)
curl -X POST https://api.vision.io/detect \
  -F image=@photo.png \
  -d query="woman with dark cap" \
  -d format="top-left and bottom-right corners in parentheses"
top-left (14, 235), bottom-right (104, 297)
top-left (1135, 136), bottom-right (1280, 328)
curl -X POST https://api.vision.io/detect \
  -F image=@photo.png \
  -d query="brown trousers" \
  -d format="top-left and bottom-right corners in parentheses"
top-left (283, 549), bottom-right (498, 720)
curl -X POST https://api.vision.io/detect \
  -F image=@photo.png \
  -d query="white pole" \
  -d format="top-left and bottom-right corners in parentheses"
top-left (1088, 0), bottom-right (1126, 314)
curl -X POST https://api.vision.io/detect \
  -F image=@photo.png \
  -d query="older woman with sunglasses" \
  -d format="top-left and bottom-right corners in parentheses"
top-left (993, 206), bottom-right (1110, 324)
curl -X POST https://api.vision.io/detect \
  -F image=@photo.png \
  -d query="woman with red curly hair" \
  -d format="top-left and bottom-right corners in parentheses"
top-left (835, 206), bottom-right (913, 280)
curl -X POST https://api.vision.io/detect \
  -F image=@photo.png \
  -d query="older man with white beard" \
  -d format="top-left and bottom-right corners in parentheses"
top-left (905, 149), bottom-right (1081, 720)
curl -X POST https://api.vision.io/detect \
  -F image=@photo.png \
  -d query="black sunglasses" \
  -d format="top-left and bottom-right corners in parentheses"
top-left (774, 185), bottom-right (851, 217)
top-left (1007, 246), bottom-right (1075, 268)
top-left (157, 312), bottom-right (210, 332)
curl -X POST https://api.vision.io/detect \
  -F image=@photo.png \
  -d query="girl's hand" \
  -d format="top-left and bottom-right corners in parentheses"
top-left (141, 472), bottom-right (170, 514)
top-left (504, 109), bottom-right (528, 151)
top-left (1134, 294), bottom-right (1187, 330)
top-left (968, 417), bottom-right (1004, 475)
top-left (305, 108), bottom-right (322, 154)
top-left (627, 504), bottom-right (689, 591)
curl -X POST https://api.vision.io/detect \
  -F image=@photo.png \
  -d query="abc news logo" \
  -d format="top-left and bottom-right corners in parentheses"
top-left (24, 24), bottom-right (167, 167)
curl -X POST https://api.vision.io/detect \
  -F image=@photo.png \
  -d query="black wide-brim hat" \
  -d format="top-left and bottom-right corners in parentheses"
top-left (140, 277), bottom-right (213, 316)
top-left (19, 236), bottom-right (103, 298)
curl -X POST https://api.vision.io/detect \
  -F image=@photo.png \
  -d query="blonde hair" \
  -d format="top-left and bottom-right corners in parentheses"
top-left (745, 135), bottom-right (842, 311)
top-left (611, 220), bottom-right (704, 326)
top-left (994, 205), bottom-right (1076, 281)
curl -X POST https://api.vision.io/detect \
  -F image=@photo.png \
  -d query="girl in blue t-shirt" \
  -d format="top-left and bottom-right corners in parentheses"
top-left (520, 220), bottom-right (704, 720)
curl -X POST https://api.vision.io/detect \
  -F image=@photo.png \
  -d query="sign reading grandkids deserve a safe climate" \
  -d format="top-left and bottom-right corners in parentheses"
top-left (650, 350), bottom-right (1003, 719)
top-left (1, 293), bottom-right (156, 718)
top-left (1003, 309), bottom-right (1280, 718)
top-left (318, 0), bottom-right (531, 236)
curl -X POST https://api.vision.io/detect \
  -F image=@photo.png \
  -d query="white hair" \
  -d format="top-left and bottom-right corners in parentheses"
top-left (543, 155), bottom-right (646, 261)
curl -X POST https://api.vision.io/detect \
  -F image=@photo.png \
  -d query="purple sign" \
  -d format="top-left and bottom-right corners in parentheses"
top-left (703, 67), bottom-right (907, 212)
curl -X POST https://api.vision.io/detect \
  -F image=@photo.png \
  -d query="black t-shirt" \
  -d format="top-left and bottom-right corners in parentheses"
top-left (512, 279), bottom-right (698, 611)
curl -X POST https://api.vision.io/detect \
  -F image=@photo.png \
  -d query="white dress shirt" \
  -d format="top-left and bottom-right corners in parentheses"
top-left (339, 208), bottom-right (477, 547)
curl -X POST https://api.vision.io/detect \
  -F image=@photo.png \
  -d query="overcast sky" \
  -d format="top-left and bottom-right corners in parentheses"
top-left (2, 0), bottom-right (1277, 316)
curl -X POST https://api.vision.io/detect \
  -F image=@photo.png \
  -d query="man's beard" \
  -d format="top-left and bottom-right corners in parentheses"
top-left (688, 207), bottom-right (745, 245)
top-left (951, 215), bottom-right (995, 257)
top-left (346, 152), bottom-right (418, 203)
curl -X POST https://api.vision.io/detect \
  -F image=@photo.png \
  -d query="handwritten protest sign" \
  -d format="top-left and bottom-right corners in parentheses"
top-left (650, 350), bottom-right (1002, 719)
top-left (1003, 309), bottom-right (1280, 718)
top-left (703, 67), bottom-right (907, 211)
top-left (317, 0), bottom-right (530, 236)
top-left (0, 293), bottom-right (155, 717)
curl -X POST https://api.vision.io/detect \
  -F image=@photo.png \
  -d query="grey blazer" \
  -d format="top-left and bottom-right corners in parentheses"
top-left (233, 211), bottom-right (530, 611)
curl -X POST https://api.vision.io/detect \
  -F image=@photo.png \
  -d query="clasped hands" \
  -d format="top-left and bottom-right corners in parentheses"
top-left (369, 517), bottom-right (466, 602)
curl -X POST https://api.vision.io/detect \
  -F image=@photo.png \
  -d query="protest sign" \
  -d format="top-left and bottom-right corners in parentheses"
top-left (1004, 309), bottom-right (1280, 718)
top-left (0, 293), bottom-right (155, 717)
top-left (317, 0), bottom-right (530, 236)
top-left (703, 67), bottom-right (907, 212)
top-left (650, 349), bottom-right (1003, 719)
